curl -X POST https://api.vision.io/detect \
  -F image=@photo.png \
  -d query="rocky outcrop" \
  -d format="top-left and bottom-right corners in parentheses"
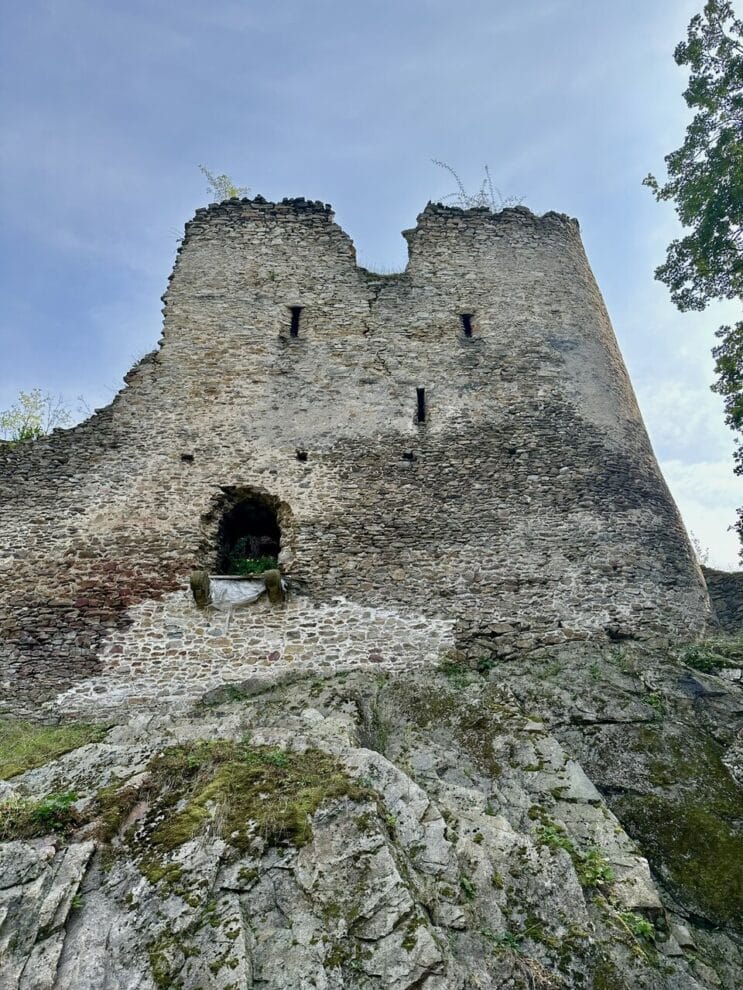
top-left (0, 645), bottom-right (740, 989)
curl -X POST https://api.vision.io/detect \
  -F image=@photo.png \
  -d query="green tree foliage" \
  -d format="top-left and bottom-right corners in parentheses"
top-left (644, 1), bottom-right (743, 555)
top-left (712, 318), bottom-right (743, 467)
top-left (0, 389), bottom-right (71, 444)
top-left (198, 165), bottom-right (250, 202)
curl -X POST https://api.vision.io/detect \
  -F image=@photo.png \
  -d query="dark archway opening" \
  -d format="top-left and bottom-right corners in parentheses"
top-left (217, 497), bottom-right (281, 575)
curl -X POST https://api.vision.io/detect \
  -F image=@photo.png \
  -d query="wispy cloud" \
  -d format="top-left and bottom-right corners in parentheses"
top-left (660, 459), bottom-right (740, 570)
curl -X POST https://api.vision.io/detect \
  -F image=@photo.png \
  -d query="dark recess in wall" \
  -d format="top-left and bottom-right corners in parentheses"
top-left (218, 497), bottom-right (281, 573)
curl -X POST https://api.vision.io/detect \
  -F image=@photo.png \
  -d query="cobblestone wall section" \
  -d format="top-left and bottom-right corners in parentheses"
top-left (0, 196), bottom-right (712, 717)
top-left (49, 592), bottom-right (455, 715)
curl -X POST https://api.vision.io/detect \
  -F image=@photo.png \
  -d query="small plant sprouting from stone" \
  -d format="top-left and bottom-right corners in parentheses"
top-left (437, 659), bottom-right (473, 689)
top-left (609, 646), bottom-right (638, 676)
top-left (480, 927), bottom-right (523, 952)
top-left (481, 927), bottom-right (561, 986)
top-left (431, 160), bottom-right (523, 212)
top-left (535, 815), bottom-right (615, 889)
top-left (199, 165), bottom-right (250, 203)
top-left (645, 692), bottom-right (665, 717)
top-left (476, 655), bottom-right (498, 676)
top-left (459, 874), bottom-right (476, 901)
top-left (617, 911), bottom-right (655, 942)
top-left (537, 822), bottom-right (575, 854)
top-left (689, 531), bottom-right (711, 566)
top-left (32, 791), bottom-right (79, 828)
top-left (607, 908), bottom-right (657, 962)
top-left (577, 848), bottom-right (616, 888)
top-left (354, 812), bottom-right (375, 833)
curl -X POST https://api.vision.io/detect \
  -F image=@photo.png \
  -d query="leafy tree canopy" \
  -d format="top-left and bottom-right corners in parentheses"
top-left (0, 389), bottom-right (71, 444)
top-left (644, 1), bottom-right (742, 310)
top-left (644, 1), bottom-right (743, 556)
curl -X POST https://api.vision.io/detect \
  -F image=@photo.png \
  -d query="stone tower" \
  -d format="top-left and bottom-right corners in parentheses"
top-left (0, 197), bottom-right (712, 716)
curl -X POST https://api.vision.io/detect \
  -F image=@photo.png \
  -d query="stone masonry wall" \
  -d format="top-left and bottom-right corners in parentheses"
top-left (0, 197), bottom-right (712, 717)
top-left (702, 566), bottom-right (743, 633)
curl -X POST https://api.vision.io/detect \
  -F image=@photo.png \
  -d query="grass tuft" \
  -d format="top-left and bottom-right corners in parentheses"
top-left (678, 635), bottom-right (742, 673)
top-left (0, 791), bottom-right (80, 840)
top-left (0, 719), bottom-right (107, 779)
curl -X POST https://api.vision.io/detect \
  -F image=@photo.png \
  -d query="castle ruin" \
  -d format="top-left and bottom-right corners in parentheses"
top-left (0, 197), bottom-right (714, 717)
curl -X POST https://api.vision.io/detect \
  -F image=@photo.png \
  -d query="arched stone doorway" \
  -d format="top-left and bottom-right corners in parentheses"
top-left (199, 486), bottom-right (294, 577)
top-left (217, 495), bottom-right (281, 574)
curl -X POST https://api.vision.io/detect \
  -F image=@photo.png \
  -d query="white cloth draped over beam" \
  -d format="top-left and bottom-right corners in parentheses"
top-left (207, 576), bottom-right (286, 632)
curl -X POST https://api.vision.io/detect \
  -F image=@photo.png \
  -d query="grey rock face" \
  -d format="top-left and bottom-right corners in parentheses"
top-left (0, 841), bottom-right (95, 990)
top-left (2, 660), bottom-right (739, 990)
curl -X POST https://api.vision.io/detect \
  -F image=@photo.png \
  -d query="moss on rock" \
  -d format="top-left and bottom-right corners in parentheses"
top-left (608, 715), bottom-right (743, 929)
top-left (107, 739), bottom-right (372, 857)
top-left (616, 793), bottom-right (743, 929)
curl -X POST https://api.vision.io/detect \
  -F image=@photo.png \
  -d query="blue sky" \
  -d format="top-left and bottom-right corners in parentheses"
top-left (0, 0), bottom-right (739, 567)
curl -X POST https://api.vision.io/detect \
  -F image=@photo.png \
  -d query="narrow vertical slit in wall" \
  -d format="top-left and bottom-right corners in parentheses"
top-left (460, 313), bottom-right (473, 337)
top-left (289, 306), bottom-right (302, 337)
top-left (416, 388), bottom-right (426, 423)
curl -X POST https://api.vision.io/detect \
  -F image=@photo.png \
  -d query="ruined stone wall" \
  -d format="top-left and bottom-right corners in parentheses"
top-left (0, 197), bottom-right (711, 716)
top-left (702, 567), bottom-right (743, 633)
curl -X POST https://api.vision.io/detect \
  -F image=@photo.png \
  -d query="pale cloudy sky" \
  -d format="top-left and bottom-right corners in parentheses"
top-left (0, 0), bottom-right (739, 568)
